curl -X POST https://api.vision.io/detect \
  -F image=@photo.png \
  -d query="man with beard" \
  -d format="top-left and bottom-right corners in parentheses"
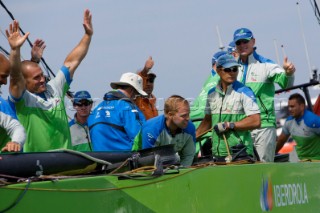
top-left (136, 95), bottom-right (196, 167)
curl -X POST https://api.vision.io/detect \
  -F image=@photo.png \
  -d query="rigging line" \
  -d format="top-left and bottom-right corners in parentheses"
top-left (0, 46), bottom-right (9, 56)
top-left (0, 26), bottom-right (7, 39)
top-left (0, 0), bottom-right (32, 47)
top-left (296, 2), bottom-right (313, 80)
top-left (0, 0), bottom-right (55, 78)
top-left (309, 0), bottom-right (320, 24)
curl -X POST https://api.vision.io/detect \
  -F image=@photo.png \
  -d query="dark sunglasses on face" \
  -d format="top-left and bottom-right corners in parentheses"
top-left (147, 78), bottom-right (155, 83)
top-left (223, 67), bottom-right (239, 73)
top-left (235, 39), bottom-right (250, 46)
top-left (74, 101), bottom-right (92, 107)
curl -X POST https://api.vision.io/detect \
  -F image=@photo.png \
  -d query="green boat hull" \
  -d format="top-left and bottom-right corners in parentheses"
top-left (1, 162), bottom-right (319, 212)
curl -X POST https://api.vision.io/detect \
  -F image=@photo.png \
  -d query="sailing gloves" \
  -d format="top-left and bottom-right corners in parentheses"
top-left (214, 122), bottom-right (235, 134)
top-left (214, 122), bottom-right (228, 134)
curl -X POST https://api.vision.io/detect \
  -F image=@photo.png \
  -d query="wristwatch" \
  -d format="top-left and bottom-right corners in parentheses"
top-left (229, 122), bottom-right (235, 130)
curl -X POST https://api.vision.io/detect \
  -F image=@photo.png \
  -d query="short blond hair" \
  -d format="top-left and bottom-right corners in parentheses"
top-left (164, 95), bottom-right (189, 115)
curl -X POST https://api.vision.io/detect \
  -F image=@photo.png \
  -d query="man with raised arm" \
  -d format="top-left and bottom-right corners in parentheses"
top-left (233, 28), bottom-right (295, 162)
top-left (0, 53), bottom-right (26, 152)
top-left (135, 56), bottom-right (158, 120)
top-left (6, 9), bottom-right (93, 152)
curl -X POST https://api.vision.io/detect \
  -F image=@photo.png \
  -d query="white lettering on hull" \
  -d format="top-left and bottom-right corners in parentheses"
top-left (274, 183), bottom-right (308, 207)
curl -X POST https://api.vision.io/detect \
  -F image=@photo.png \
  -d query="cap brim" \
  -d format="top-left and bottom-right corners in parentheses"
top-left (110, 82), bottom-right (131, 89)
top-left (222, 62), bottom-right (241, 69)
top-left (234, 36), bottom-right (252, 43)
top-left (74, 98), bottom-right (93, 104)
top-left (110, 82), bottom-right (147, 96)
top-left (135, 89), bottom-right (148, 96)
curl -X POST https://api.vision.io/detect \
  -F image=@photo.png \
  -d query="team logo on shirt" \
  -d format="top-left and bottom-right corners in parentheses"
top-left (95, 111), bottom-right (101, 119)
top-left (147, 133), bottom-right (154, 142)
top-left (105, 110), bottom-right (110, 118)
top-left (250, 72), bottom-right (258, 82)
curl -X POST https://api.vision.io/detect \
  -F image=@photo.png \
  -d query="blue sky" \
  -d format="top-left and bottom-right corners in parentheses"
top-left (0, 0), bottom-right (319, 114)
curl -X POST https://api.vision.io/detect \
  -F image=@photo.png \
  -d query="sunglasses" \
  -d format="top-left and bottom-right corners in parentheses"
top-left (222, 67), bottom-right (239, 73)
top-left (235, 39), bottom-right (250, 46)
top-left (147, 78), bottom-right (155, 83)
top-left (74, 101), bottom-right (92, 107)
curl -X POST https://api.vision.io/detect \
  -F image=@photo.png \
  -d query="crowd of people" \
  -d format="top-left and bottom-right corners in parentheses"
top-left (2, 9), bottom-right (320, 167)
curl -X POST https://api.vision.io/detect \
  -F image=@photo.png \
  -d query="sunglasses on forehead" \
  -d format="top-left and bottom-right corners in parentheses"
top-left (222, 67), bottom-right (239, 73)
top-left (235, 39), bottom-right (250, 46)
top-left (74, 101), bottom-right (92, 107)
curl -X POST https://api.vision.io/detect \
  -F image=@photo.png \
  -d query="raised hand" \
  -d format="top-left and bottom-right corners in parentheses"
top-left (31, 39), bottom-right (46, 63)
top-left (283, 57), bottom-right (296, 76)
top-left (83, 9), bottom-right (93, 36)
top-left (144, 56), bottom-right (154, 71)
top-left (6, 20), bottom-right (29, 50)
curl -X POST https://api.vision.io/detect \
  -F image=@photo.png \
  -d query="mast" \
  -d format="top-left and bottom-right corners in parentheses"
top-left (296, 2), bottom-right (313, 80)
top-left (216, 25), bottom-right (225, 51)
top-left (273, 39), bottom-right (280, 65)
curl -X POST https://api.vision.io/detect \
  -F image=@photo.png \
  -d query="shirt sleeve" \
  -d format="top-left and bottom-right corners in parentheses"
top-left (0, 111), bottom-right (26, 146)
top-left (179, 137), bottom-right (195, 167)
top-left (47, 66), bottom-right (72, 97)
top-left (179, 125), bottom-right (196, 167)
top-left (141, 125), bottom-right (157, 149)
top-left (204, 95), bottom-right (212, 115)
top-left (242, 89), bottom-right (260, 116)
top-left (268, 63), bottom-right (295, 89)
top-left (282, 120), bottom-right (291, 136)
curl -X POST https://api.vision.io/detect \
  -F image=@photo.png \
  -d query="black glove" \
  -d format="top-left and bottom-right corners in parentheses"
top-left (214, 122), bottom-right (228, 134)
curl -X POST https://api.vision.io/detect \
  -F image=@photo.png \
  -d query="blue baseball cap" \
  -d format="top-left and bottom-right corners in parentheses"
top-left (233, 28), bottom-right (254, 43)
top-left (216, 54), bottom-right (240, 68)
top-left (73, 90), bottom-right (92, 104)
top-left (227, 41), bottom-right (236, 54)
top-left (212, 51), bottom-right (227, 65)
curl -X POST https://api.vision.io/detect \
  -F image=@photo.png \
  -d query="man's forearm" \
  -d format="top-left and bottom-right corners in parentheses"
top-left (233, 114), bottom-right (261, 131)
top-left (196, 115), bottom-right (212, 138)
top-left (64, 34), bottom-right (92, 77)
top-left (9, 48), bottom-right (25, 98)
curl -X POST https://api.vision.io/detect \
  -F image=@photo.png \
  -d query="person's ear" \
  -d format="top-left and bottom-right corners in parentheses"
top-left (168, 111), bottom-right (175, 118)
top-left (251, 38), bottom-right (256, 45)
top-left (216, 67), bottom-right (222, 76)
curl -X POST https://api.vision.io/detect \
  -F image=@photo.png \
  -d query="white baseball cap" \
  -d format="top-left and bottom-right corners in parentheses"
top-left (110, 72), bottom-right (147, 96)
